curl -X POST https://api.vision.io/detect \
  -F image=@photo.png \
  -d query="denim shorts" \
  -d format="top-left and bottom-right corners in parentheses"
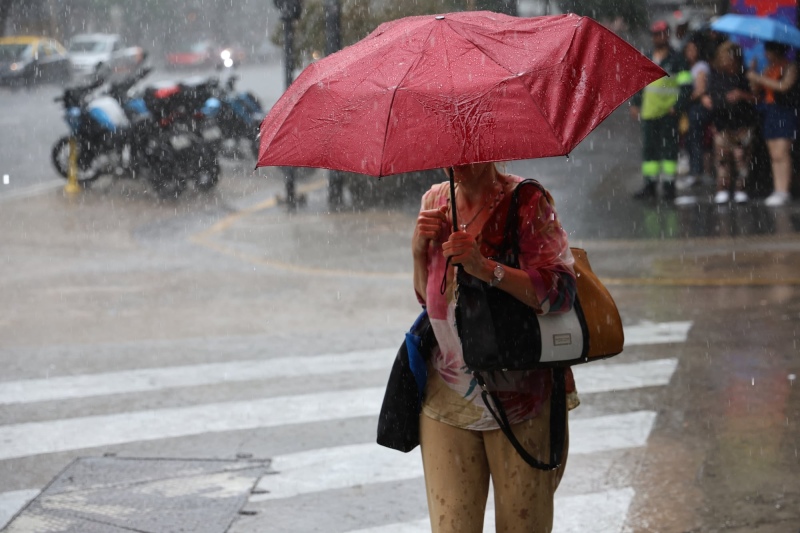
top-left (760, 104), bottom-right (798, 140)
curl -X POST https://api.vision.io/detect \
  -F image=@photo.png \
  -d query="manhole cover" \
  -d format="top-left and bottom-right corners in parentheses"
top-left (3, 457), bottom-right (269, 533)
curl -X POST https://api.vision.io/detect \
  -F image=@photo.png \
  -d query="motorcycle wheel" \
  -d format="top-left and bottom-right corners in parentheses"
top-left (51, 136), bottom-right (101, 186)
top-left (195, 159), bottom-right (220, 192)
top-left (149, 167), bottom-right (187, 200)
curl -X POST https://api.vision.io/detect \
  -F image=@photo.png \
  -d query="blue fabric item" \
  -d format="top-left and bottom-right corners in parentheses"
top-left (405, 310), bottom-right (429, 403)
top-left (759, 103), bottom-right (798, 140)
top-left (711, 14), bottom-right (800, 49)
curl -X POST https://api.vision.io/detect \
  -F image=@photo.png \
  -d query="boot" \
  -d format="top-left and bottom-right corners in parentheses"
top-left (633, 180), bottom-right (657, 200)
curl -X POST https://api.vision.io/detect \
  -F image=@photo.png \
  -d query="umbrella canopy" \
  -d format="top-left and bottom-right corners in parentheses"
top-left (257, 11), bottom-right (666, 177)
top-left (711, 14), bottom-right (800, 49)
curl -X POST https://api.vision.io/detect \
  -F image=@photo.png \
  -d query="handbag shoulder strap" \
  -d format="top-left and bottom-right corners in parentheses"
top-left (474, 368), bottom-right (567, 471)
top-left (499, 179), bottom-right (548, 264)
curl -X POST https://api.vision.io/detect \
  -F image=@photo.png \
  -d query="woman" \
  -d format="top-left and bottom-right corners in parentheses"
top-left (412, 163), bottom-right (578, 533)
top-left (680, 31), bottom-right (712, 191)
top-left (702, 41), bottom-right (758, 204)
top-left (747, 41), bottom-right (798, 206)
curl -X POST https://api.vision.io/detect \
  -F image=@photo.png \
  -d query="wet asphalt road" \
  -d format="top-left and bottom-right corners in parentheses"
top-left (0, 60), bottom-right (798, 532)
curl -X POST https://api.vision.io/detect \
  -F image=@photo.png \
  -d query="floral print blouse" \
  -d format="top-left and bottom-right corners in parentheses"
top-left (418, 177), bottom-right (579, 431)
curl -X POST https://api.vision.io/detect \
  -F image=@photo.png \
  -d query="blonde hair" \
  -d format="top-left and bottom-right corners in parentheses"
top-left (713, 40), bottom-right (742, 72)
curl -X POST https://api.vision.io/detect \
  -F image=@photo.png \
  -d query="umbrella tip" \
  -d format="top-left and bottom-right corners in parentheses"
top-left (435, 15), bottom-right (445, 20)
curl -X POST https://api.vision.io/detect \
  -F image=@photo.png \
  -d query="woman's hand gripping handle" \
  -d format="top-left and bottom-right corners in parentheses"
top-left (413, 206), bottom-right (448, 303)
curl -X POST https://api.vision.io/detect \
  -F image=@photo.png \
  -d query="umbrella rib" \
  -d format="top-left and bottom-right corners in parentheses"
top-left (521, 24), bottom-right (586, 154)
top-left (378, 23), bottom-right (439, 177)
top-left (443, 21), bottom-right (516, 76)
top-left (446, 18), bottom-right (572, 153)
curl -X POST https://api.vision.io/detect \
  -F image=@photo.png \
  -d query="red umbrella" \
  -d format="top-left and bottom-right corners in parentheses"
top-left (257, 11), bottom-right (666, 177)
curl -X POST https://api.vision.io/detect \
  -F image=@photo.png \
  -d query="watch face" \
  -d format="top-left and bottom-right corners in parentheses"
top-left (494, 264), bottom-right (505, 279)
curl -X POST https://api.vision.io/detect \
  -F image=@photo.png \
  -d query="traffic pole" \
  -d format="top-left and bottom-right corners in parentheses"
top-left (64, 137), bottom-right (81, 195)
top-left (324, 0), bottom-right (344, 209)
top-left (282, 14), bottom-right (296, 209)
top-left (274, 0), bottom-right (302, 210)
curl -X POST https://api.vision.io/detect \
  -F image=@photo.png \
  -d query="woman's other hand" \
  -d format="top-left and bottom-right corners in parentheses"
top-left (412, 206), bottom-right (448, 258)
top-left (701, 94), bottom-right (713, 109)
top-left (442, 230), bottom-right (488, 276)
top-left (725, 88), bottom-right (748, 102)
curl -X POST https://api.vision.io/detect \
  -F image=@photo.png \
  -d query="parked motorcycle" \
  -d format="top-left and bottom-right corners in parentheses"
top-left (142, 76), bottom-right (221, 194)
top-left (51, 66), bottom-right (191, 199)
top-left (51, 75), bottom-right (125, 186)
top-left (52, 66), bottom-right (222, 199)
top-left (210, 73), bottom-right (265, 159)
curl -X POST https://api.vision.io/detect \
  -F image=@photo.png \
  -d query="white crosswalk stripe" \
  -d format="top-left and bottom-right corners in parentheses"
top-left (349, 489), bottom-right (635, 533)
top-left (0, 320), bottom-right (689, 532)
top-left (0, 348), bottom-right (397, 405)
top-left (251, 411), bottom-right (655, 502)
top-left (0, 321), bottom-right (686, 407)
top-left (0, 490), bottom-right (39, 530)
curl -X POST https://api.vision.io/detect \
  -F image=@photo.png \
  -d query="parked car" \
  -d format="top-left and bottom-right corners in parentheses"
top-left (0, 36), bottom-right (72, 87)
top-left (218, 44), bottom-right (247, 68)
top-left (68, 33), bottom-right (144, 80)
top-left (165, 40), bottom-right (217, 69)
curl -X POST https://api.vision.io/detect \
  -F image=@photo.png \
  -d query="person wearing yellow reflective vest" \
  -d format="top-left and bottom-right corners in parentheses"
top-left (630, 20), bottom-right (693, 201)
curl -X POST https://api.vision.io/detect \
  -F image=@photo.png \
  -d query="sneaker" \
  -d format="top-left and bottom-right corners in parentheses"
top-left (714, 190), bottom-right (731, 204)
top-left (764, 191), bottom-right (790, 207)
top-left (675, 175), bottom-right (697, 191)
top-left (674, 195), bottom-right (698, 206)
top-left (662, 181), bottom-right (676, 201)
top-left (734, 190), bottom-right (749, 204)
top-left (633, 181), bottom-right (658, 200)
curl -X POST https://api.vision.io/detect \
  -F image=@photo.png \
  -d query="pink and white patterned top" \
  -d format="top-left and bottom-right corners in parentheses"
top-left (417, 177), bottom-right (579, 431)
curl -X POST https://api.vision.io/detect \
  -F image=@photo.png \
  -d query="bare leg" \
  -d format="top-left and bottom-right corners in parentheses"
top-left (767, 138), bottom-right (793, 194)
top-left (420, 414), bottom-right (491, 533)
top-left (714, 132), bottom-right (731, 191)
top-left (484, 397), bottom-right (569, 533)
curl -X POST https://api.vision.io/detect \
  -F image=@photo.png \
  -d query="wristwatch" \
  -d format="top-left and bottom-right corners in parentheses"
top-left (489, 262), bottom-right (505, 287)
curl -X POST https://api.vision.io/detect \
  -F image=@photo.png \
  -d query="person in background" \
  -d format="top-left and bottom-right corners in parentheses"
top-left (677, 31), bottom-right (712, 192)
top-left (631, 20), bottom-right (693, 202)
top-left (747, 41), bottom-right (798, 207)
top-left (703, 41), bottom-right (758, 204)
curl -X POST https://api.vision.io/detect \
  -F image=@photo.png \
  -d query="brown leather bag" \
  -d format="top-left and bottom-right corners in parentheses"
top-left (571, 247), bottom-right (624, 360)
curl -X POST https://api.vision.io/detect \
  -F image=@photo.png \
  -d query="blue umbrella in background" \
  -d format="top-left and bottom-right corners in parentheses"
top-left (711, 14), bottom-right (800, 48)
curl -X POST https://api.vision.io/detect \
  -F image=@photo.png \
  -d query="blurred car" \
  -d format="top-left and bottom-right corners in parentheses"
top-left (68, 33), bottom-right (144, 79)
top-left (0, 36), bottom-right (71, 87)
top-left (165, 40), bottom-right (217, 69)
top-left (218, 44), bottom-right (247, 67)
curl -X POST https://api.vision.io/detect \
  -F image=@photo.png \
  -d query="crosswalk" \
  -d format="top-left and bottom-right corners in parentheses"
top-left (0, 320), bottom-right (690, 532)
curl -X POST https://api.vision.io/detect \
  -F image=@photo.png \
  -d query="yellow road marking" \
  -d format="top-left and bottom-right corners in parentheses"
top-left (192, 177), bottom-right (328, 241)
top-left (602, 277), bottom-right (800, 287)
top-left (190, 177), bottom-right (408, 280)
top-left (190, 178), bottom-right (800, 286)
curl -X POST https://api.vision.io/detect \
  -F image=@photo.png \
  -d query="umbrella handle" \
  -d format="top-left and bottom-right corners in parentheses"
top-left (448, 167), bottom-right (458, 233)
top-left (438, 167), bottom-right (460, 297)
